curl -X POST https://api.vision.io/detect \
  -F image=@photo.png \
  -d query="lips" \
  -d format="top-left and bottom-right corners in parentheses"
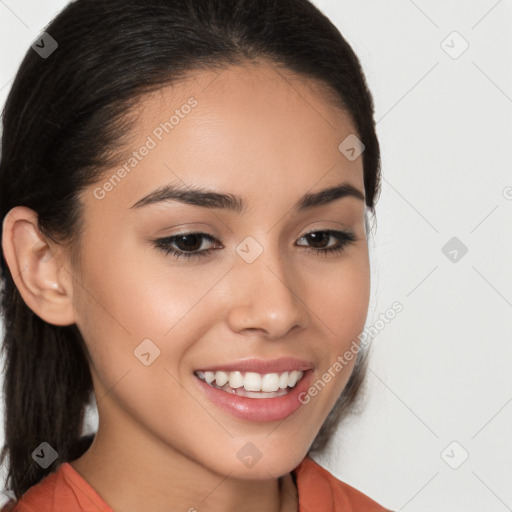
top-left (194, 357), bottom-right (314, 374)
top-left (192, 357), bottom-right (315, 421)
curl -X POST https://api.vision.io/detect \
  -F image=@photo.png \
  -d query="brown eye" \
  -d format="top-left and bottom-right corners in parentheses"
top-left (152, 229), bottom-right (356, 261)
top-left (174, 234), bottom-right (204, 252)
top-left (296, 229), bottom-right (356, 256)
top-left (152, 232), bottom-right (220, 260)
top-left (303, 231), bottom-right (330, 249)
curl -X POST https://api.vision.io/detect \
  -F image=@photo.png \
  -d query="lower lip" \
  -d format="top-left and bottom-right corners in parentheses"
top-left (194, 370), bottom-right (314, 422)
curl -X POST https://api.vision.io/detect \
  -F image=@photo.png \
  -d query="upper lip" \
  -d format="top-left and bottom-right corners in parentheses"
top-left (195, 357), bottom-right (314, 374)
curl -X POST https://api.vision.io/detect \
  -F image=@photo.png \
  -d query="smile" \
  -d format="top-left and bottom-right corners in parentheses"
top-left (194, 370), bottom-right (305, 399)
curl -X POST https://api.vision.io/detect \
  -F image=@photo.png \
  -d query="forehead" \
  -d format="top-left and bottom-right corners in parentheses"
top-left (84, 60), bottom-right (364, 217)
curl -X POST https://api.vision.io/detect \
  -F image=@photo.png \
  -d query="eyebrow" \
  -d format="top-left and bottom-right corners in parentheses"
top-left (129, 181), bottom-right (365, 213)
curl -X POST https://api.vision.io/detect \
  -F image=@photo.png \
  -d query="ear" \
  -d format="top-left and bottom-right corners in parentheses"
top-left (1, 206), bottom-right (76, 326)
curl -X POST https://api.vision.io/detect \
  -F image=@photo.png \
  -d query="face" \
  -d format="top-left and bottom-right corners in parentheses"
top-left (69, 61), bottom-right (370, 480)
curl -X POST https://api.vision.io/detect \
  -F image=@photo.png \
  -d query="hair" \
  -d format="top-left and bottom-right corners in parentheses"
top-left (0, 0), bottom-right (381, 501)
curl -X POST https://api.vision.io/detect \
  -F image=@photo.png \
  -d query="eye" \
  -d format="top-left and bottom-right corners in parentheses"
top-left (296, 229), bottom-right (356, 256)
top-left (152, 232), bottom-right (221, 260)
top-left (151, 229), bottom-right (356, 261)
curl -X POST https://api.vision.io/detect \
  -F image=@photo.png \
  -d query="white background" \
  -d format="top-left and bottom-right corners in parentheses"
top-left (1, 1), bottom-right (512, 510)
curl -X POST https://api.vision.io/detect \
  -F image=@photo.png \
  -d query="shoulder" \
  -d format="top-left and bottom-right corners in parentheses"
top-left (0, 466), bottom-right (62, 512)
top-left (293, 455), bottom-right (394, 512)
top-left (0, 463), bottom-right (112, 512)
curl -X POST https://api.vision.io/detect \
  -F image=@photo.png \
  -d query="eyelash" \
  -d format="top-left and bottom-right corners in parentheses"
top-left (151, 229), bottom-right (357, 261)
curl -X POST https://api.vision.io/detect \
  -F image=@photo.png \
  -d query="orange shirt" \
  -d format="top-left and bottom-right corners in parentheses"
top-left (0, 456), bottom-right (391, 511)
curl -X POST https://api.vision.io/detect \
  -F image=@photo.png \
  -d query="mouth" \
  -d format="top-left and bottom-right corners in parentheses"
top-left (194, 369), bottom-right (306, 399)
top-left (193, 364), bottom-right (315, 422)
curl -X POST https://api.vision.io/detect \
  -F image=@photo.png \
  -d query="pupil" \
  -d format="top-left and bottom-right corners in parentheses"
top-left (179, 235), bottom-right (201, 251)
top-left (308, 232), bottom-right (327, 248)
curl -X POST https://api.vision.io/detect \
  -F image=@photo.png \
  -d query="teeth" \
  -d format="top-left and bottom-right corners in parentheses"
top-left (215, 371), bottom-right (229, 387)
top-left (229, 371), bottom-right (244, 389)
top-left (278, 372), bottom-right (289, 389)
top-left (288, 370), bottom-right (300, 387)
top-left (261, 373), bottom-right (280, 392)
top-left (244, 372), bottom-right (261, 391)
top-left (195, 369), bottom-right (305, 393)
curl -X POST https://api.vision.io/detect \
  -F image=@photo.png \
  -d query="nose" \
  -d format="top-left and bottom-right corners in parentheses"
top-left (226, 242), bottom-right (310, 340)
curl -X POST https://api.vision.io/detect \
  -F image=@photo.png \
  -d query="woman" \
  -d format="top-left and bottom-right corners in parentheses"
top-left (0, 0), bottom-right (391, 510)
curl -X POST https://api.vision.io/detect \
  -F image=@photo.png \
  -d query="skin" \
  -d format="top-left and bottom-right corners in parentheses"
top-left (2, 60), bottom-right (370, 512)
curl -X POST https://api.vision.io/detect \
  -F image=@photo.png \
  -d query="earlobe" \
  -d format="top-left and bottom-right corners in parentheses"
top-left (1, 206), bottom-right (76, 326)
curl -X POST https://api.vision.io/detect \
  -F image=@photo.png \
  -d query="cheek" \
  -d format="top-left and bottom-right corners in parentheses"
top-left (72, 239), bottom-right (229, 396)
top-left (309, 248), bottom-right (371, 347)
top-left (75, 231), bottom-right (205, 340)
top-left (72, 252), bottom-right (213, 436)
top-left (302, 251), bottom-right (370, 408)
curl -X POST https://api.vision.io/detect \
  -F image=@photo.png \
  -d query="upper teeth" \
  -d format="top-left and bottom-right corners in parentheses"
top-left (195, 370), bottom-right (305, 392)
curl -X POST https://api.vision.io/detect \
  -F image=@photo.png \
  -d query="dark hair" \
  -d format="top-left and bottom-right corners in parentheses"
top-left (0, 0), bottom-right (381, 501)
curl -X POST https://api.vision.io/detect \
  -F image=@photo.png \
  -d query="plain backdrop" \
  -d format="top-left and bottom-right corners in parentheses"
top-left (1, 1), bottom-right (511, 510)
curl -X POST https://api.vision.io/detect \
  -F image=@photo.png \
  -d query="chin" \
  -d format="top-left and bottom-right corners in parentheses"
top-left (208, 440), bottom-right (311, 480)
